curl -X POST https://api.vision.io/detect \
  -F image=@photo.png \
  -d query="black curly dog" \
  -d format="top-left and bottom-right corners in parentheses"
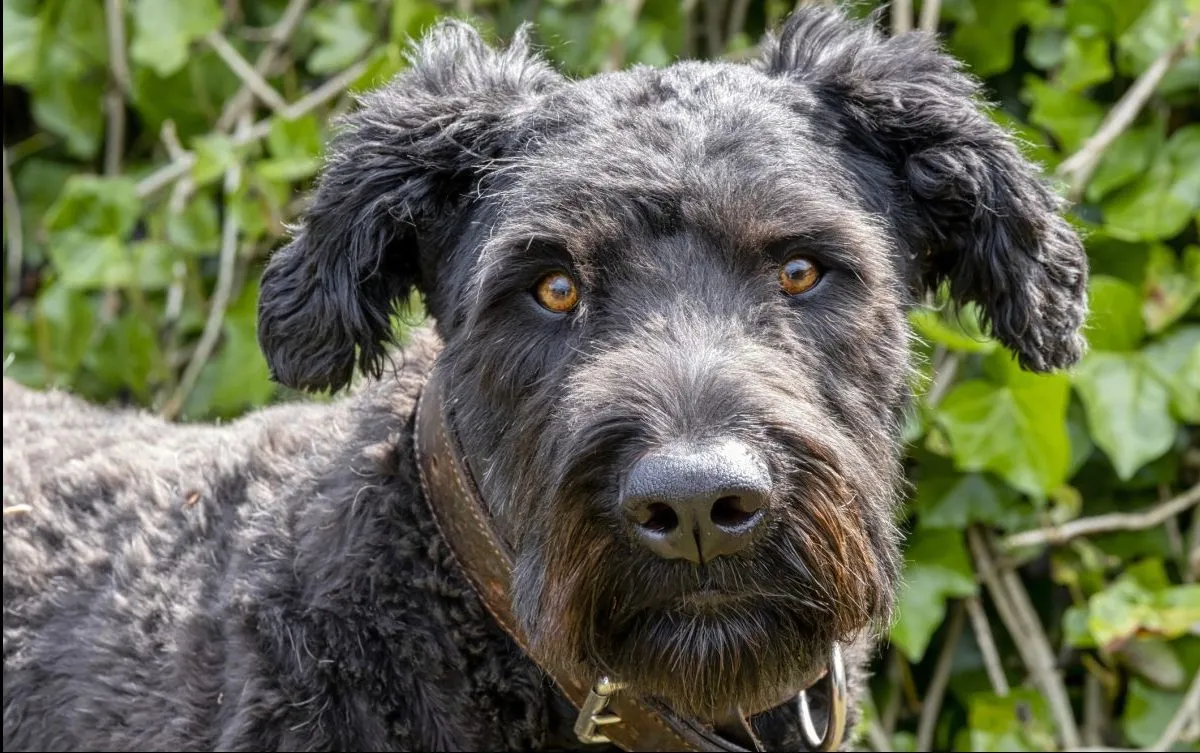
top-left (3, 7), bottom-right (1087, 751)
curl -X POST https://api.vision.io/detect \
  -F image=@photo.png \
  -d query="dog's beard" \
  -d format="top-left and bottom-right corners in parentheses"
top-left (512, 454), bottom-right (890, 720)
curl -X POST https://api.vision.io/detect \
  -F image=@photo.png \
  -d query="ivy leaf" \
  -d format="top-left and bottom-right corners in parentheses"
top-left (1065, 0), bottom-right (1152, 39)
top-left (1143, 325), bottom-right (1200, 422)
top-left (165, 198), bottom-right (221, 256)
top-left (307, 2), bottom-right (374, 75)
top-left (1058, 31), bottom-right (1112, 92)
top-left (1022, 75), bottom-right (1105, 153)
top-left (34, 281), bottom-right (96, 380)
top-left (909, 304), bottom-right (997, 355)
top-left (1084, 275), bottom-right (1145, 351)
top-left (1122, 679), bottom-right (1189, 748)
top-left (47, 232), bottom-right (136, 291)
top-left (87, 314), bottom-right (165, 401)
top-left (937, 368), bottom-right (1072, 498)
top-left (44, 176), bottom-right (141, 239)
top-left (914, 470), bottom-right (1030, 531)
top-left (182, 280), bottom-right (276, 419)
top-left (890, 529), bottom-right (977, 662)
top-left (968, 689), bottom-right (1057, 752)
top-left (1086, 561), bottom-right (1200, 649)
top-left (130, 0), bottom-right (224, 78)
top-left (949, 1), bottom-right (1025, 77)
top-left (1086, 126), bottom-right (1161, 202)
top-left (30, 76), bottom-right (106, 160)
top-left (2, 0), bottom-right (41, 85)
top-left (1143, 244), bottom-right (1200, 333)
top-left (1104, 125), bottom-right (1200, 241)
top-left (1074, 351), bottom-right (1177, 480)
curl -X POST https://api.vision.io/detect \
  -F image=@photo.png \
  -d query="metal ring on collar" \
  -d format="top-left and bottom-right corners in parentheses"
top-left (797, 642), bottom-right (847, 752)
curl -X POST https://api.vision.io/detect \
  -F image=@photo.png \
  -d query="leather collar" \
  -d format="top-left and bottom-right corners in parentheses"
top-left (414, 363), bottom-right (845, 751)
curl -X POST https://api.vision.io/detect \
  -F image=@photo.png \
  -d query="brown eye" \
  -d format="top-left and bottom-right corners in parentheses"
top-left (534, 272), bottom-right (580, 313)
top-left (779, 256), bottom-right (820, 296)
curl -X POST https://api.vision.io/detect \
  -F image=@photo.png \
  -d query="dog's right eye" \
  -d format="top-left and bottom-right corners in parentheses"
top-left (534, 272), bottom-right (580, 313)
top-left (779, 256), bottom-right (821, 296)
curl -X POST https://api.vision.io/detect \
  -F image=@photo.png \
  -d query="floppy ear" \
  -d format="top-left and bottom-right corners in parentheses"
top-left (257, 22), bottom-right (561, 392)
top-left (762, 7), bottom-right (1088, 372)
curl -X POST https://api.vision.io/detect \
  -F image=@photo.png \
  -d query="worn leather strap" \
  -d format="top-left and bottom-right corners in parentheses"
top-left (416, 363), bottom-right (781, 751)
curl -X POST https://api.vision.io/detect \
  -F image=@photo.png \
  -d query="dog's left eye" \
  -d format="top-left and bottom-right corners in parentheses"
top-left (534, 272), bottom-right (580, 313)
top-left (779, 257), bottom-right (821, 296)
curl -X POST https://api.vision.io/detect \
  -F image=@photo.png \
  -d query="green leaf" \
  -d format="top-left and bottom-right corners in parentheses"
top-left (1122, 679), bottom-right (1189, 748)
top-left (1118, 638), bottom-right (1187, 689)
top-left (914, 471), bottom-right (1030, 531)
top-left (949, 1), bottom-right (1025, 77)
top-left (1143, 325), bottom-right (1200, 422)
top-left (44, 176), bottom-right (141, 239)
top-left (2, 0), bottom-right (41, 84)
top-left (47, 232), bottom-right (136, 290)
top-left (30, 76), bottom-right (106, 160)
top-left (1085, 275), bottom-right (1145, 351)
top-left (1087, 563), bottom-right (1200, 649)
top-left (1143, 245), bottom-right (1200, 333)
top-left (1086, 126), bottom-right (1161, 202)
top-left (1104, 126), bottom-right (1200, 241)
top-left (182, 279), bottom-right (276, 419)
top-left (1117, 0), bottom-right (1193, 77)
top-left (937, 370), bottom-right (1072, 497)
top-left (1058, 32), bottom-right (1112, 91)
top-left (34, 280), bottom-right (96, 379)
top-left (88, 314), bottom-right (165, 401)
top-left (165, 199), bottom-right (221, 255)
top-left (190, 134), bottom-right (238, 186)
top-left (909, 304), bottom-right (997, 355)
top-left (1074, 351), bottom-right (1176, 480)
top-left (1022, 75), bottom-right (1105, 153)
top-left (130, 0), bottom-right (224, 78)
top-left (890, 529), bottom-right (977, 661)
top-left (1065, 0), bottom-right (1152, 38)
top-left (968, 689), bottom-right (1057, 752)
top-left (307, 2), bottom-right (374, 75)
top-left (390, 0), bottom-right (441, 44)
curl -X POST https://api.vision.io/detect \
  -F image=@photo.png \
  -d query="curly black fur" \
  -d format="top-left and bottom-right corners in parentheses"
top-left (5, 6), bottom-right (1087, 751)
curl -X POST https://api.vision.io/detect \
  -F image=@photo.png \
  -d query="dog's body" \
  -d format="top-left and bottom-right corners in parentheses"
top-left (4, 7), bottom-right (1087, 751)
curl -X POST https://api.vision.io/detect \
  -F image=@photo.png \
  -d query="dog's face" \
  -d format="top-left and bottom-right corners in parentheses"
top-left (257, 8), bottom-right (1087, 718)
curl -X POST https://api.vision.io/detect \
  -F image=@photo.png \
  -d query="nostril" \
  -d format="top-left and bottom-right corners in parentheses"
top-left (640, 502), bottom-right (679, 534)
top-left (710, 495), bottom-right (762, 529)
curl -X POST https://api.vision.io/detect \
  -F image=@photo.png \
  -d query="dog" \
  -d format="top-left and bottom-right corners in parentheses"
top-left (3, 6), bottom-right (1087, 751)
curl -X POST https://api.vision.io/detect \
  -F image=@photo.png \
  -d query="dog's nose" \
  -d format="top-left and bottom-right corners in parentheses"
top-left (621, 440), bottom-right (770, 564)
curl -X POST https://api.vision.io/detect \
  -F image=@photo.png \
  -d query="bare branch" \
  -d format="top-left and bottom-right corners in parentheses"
top-left (965, 595), bottom-right (1010, 696)
top-left (1154, 670), bottom-right (1200, 752)
top-left (160, 117), bottom-right (250, 420)
top-left (2, 149), bottom-right (22, 303)
top-left (216, 0), bottom-right (311, 132)
top-left (926, 350), bottom-right (960, 408)
top-left (1002, 483), bottom-right (1200, 550)
top-left (891, 0), bottom-right (912, 35)
top-left (968, 527), bottom-right (1081, 748)
top-left (918, 0), bottom-right (941, 33)
top-left (206, 31), bottom-right (289, 114)
top-left (916, 601), bottom-right (965, 751)
top-left (1057, 11), bottom-right (1200, 199)
top-left (104, 0), bottom-right (131, 176)
top-left (726, 0), bottom-right (752, 46)
top-left (605, 0), bottom-right (647, 71)
top-left (135, 60), bottom-right (367, 201)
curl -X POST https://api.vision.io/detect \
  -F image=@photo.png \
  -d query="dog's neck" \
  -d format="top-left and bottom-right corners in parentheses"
top-left (413, 362), bottom-right (846, 752)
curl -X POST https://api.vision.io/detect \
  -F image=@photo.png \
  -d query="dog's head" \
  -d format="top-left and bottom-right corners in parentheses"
top-left (258, 7), bottom-right (1087, 717)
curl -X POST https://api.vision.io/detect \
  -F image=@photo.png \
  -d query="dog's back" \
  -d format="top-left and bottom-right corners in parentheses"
top-left (2, 378), bottom-right (346, 750)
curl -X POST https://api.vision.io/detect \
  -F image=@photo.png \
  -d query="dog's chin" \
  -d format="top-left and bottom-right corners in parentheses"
top-left (585, 600), bottom-right (831, 720)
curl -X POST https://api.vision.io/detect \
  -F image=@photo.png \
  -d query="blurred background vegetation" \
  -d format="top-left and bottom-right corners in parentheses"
top-left (3, 0), bottom-right (1199, 750)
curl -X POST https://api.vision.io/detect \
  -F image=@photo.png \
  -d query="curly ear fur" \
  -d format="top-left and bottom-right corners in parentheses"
top-left (257, 22), bottom-right (561, 392)
top-left (762, 7), bottom-right (1088, 372)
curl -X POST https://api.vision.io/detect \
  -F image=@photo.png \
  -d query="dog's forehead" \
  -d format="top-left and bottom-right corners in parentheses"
top-left (485, 61), bottom-right (881, 257)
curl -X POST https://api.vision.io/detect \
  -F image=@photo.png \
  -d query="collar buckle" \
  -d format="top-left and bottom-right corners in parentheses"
top-left (573, 676), bottom-right (627, 745)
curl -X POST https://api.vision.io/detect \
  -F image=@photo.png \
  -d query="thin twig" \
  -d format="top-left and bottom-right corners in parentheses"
top-left (104, 0), bottom-right (130, 176)
top-left (918, 0), bottom-right (941, 33)
top-left (216, 0), bottom-right (311, 132)
top-left (160, 117), bottom-right (249, 420)
top-left (1002, 483), bottom-right (1200, 550)
top-left (866, 718), bottom-right (893, 752)
top-left (1082, 672), bottom-right (1105, 747)
top-left (1188, 505), bottom-right (1200, 583)
top-left (726, 0), bottom-right (752, 46)
top-left (206, 31), bottom-right (289, 114)
top-left (881, 652), bottom-right (904, 735)
top-left (965, 595), bottom-right (1010, 696)
top-left (891, 0), bottom-right (912, 35)
top-left (135, 60), bottom-right (368, 201)
top-left (605, 0), bottom-right (646, 71)
top-left (703, 0), bottom-right (726, 58)
top-left (2, 149), bottom-right (22, 303)
top-left (1057, 11), bottom-right (1200, 198)
top-left (916, 601), bottom-right (965, 752)
top-left (926, 351), bottom-right (960, 408)
top-left (1154, 670), bottom-right (1200, 751)
top-left (968, 527), bottom-right (1081, 748)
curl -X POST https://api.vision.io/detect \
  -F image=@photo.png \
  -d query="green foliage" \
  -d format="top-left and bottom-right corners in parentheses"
top-left (3, 0), bottom-right (1198, 750)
